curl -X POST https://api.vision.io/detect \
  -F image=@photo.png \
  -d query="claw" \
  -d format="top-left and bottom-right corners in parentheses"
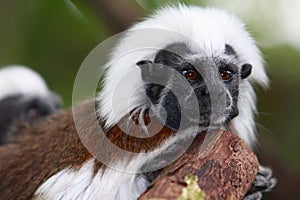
top-left (243, 165), bottom-right (277, 200)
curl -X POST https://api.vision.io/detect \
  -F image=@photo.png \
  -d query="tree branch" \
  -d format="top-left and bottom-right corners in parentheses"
top-left (139, 130), bottom-right (259, 200)
top-left (86, 0), bottom-right (143, 33)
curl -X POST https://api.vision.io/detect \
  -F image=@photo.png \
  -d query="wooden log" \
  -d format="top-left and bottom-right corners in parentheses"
top-left (139, 130), bottom-right (259, 200)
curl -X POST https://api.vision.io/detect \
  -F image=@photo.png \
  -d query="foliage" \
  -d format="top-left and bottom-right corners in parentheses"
top-left (177, 175), bottom-right (206, 200)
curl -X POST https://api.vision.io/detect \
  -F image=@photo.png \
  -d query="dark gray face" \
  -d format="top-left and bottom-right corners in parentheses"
top-left (0, 93), bottom-right (61, 145)
top-left (137, 43), bottom-right (252, 130)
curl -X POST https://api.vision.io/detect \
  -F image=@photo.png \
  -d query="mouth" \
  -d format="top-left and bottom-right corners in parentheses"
top-left (181, 113), bottom-right (228, 130)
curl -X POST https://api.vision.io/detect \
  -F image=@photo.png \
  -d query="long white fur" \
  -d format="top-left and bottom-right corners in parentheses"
top-left (98, 5), bottom-right (268, 147)
top-left (35, 159), bottom-right (148, 200)
top-left (0, 65), bottom-right (49, 100)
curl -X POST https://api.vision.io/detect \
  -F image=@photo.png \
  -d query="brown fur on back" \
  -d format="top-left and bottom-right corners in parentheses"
top-left (0, 99), bottom-right (176, 200)
top-left (0, 100), bottom-right (94, 200)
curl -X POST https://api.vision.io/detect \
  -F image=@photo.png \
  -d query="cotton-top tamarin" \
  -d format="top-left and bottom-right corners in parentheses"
top-left (0, 65), bottom-right (61, 145)
top-left (0, 5), bottom-right (275, 200)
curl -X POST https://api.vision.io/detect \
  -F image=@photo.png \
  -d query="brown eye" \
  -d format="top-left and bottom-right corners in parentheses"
top-left (27, 106), bottom-right (40, 119)
top-left (220, 69), bottom-right (233, 81)
top-left (181, 69), bottom-right (199, 80)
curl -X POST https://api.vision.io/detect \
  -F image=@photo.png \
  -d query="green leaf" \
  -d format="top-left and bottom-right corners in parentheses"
top-left (177, 174), bottom-right (206, 200)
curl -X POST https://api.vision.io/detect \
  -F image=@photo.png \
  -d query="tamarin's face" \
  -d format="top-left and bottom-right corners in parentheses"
top-left (0, 94), bottom-right (60, 144)
top-left (137, 43), bottom-right (252, 130)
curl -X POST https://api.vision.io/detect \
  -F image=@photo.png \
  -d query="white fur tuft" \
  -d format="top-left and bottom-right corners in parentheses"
top-left (34, 128), bottom-right (198, 200)
top-left (33, 159), bottom-right (149, 200)
top-left (0, 65), bottom-right (49, 100)
top-left (98, 5), bottom-right (268, 146)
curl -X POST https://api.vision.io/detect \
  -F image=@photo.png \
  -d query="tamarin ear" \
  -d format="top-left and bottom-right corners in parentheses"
top-left (137, 60), bottom-right (171, 85)
top-left (136, 60), bottom-right (154, 82)
top-left (136, 60), bottom-right (153, 66)
top-left (241, 63), bottom-right (252, 79)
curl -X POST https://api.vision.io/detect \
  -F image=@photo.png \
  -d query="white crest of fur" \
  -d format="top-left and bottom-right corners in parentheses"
top-left (98, 5), bottom-right (268, 146)
top-left (0, 65), bottom-right (49, 100)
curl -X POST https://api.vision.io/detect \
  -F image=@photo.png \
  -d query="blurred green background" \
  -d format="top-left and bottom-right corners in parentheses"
top-left (0, 0), bottom-right (299, 198)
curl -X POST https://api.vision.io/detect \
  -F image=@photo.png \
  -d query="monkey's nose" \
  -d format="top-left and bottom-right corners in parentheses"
top-left (228, 107), bottom-right (239, 120)
top-left (199, 87), bottom-right (209, 96)
top-left (225, 92), bottom-right (233, 109)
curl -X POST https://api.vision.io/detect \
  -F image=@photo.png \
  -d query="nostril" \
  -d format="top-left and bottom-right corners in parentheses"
top-left (226, 100), bottom-right (231, 108)
top-left (200, 88), bottom-right (209, 96)
top-left (225, 92), bottom-right (233, 109)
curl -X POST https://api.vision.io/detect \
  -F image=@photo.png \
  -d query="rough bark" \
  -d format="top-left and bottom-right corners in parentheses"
top-left (139, 130), bottom-right (259, 200)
